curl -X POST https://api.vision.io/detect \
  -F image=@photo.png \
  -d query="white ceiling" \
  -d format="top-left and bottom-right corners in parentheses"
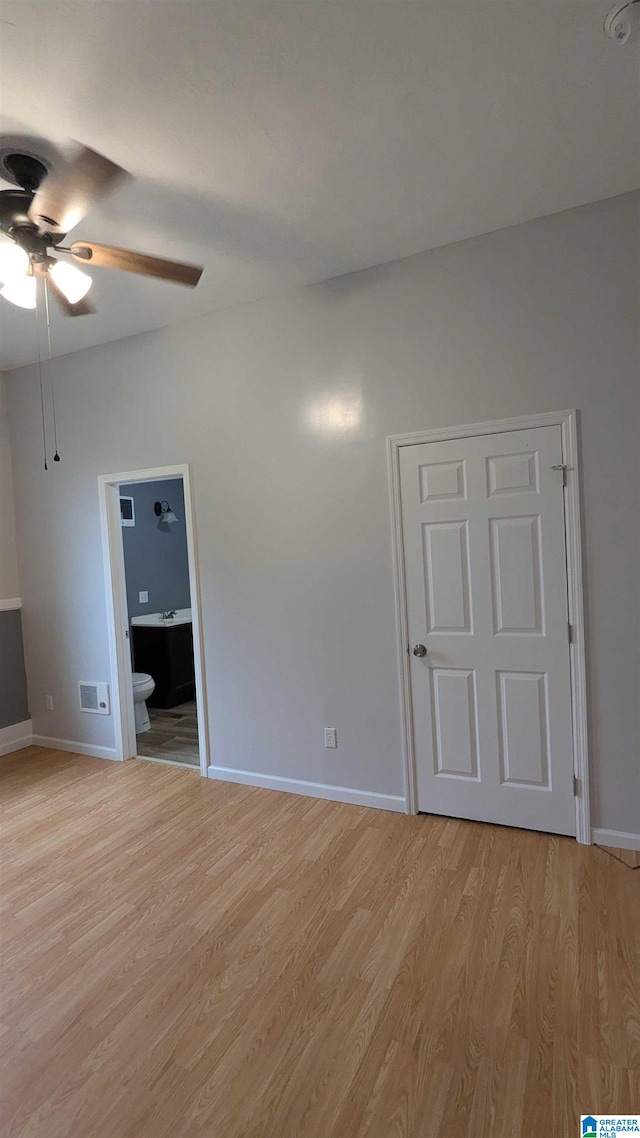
top-left (0, 1), bottom-right (638, 370)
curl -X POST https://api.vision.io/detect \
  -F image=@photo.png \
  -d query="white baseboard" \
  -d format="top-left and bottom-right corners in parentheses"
top-left (31, 735), bottom-right (120, 762)
top-left (0, 719), bottom-right (33, 756)
top-left (0, 597), bottom-right (21, 611)
top-left (207, 764), bottom-right (406, 813)
top-left (592, 828), bottom-right (640, 852)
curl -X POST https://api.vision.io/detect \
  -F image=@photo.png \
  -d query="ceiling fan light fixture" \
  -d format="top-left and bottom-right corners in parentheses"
top-left (0, 241), bottom-right (30, 285)
top-left (49, 259), bottom-right (92, 304)
top-left (1, 272), bottom-right (36, 309)
top-left (0, 142), bottom-right (203, 325)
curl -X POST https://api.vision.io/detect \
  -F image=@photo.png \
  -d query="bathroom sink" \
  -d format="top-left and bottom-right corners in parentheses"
top-left (130, 607), bottom-right (192, 628)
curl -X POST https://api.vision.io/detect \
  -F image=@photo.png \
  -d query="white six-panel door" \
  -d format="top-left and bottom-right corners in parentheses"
top-left (399, 425), bottom-right (575, 835)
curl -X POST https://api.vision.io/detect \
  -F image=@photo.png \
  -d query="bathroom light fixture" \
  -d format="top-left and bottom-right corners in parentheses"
top-left (49, 259), bottom-right (92, 304)
top-left (604, 0), bottom-right (640, 42)
top-left (154, 500), bottom-right (178, 525)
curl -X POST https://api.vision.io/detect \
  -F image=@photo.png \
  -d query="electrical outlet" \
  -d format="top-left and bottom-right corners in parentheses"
top-left (45, 695), bottom-right (54, 710)
top-left (324, 727), bottom-right (337, 749)
top-left (139, 591), bottom-right (149, 604)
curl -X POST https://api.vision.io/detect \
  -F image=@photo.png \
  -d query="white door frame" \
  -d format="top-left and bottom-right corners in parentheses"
top-left (387, 409), bottom-right (590, 843)
top-left (98, 463), bottom-right (210, 776)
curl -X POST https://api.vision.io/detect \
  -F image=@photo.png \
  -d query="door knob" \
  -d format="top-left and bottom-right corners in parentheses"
top-left (412, 643), bottom-right (427, 658)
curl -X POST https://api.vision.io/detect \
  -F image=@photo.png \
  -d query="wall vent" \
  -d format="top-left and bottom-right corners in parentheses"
top-left (79, 682), bottom-right (110, 715)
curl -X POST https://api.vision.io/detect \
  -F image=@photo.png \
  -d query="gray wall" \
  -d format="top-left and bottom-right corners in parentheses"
top-left (0, 376), bottom-right (29, 730)
top-left (5, 193), bottom-right (639, 834)
top-left (0, 610), bottom-right (29, 729)
top-left (0, 377), bottom-right (20, 599)
top-left (121, 479), bottom-right (191, 618)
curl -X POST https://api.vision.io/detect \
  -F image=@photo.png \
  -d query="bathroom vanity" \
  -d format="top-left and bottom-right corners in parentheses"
top-left (131, 608), bottom-right (195, 708)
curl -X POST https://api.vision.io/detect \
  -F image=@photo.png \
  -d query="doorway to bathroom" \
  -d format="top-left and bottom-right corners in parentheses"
top-left (98, 464), bottom-right (209, 775)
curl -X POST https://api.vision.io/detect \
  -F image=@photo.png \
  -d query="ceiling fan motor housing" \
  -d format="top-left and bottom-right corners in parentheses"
top-left (0, 151), bottom-right (67, 255)
top-left (0, 153), bottom-right (67, 255)
top-left (0, 193), bottom-right (65, 254)
top-left (2, 152), bottom-right (48, 192)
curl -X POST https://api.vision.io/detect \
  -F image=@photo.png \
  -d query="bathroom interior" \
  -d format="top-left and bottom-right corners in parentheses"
top-left (120, 478), bottom-right (199, 768)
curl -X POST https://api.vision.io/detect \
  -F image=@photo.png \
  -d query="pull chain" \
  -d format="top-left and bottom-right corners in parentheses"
top-left (43, 276), bottom-right (60, 462)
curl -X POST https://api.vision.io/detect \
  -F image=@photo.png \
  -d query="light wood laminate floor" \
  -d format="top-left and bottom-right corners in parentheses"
top-left (1, 747), bottom-right (638, 1138)
top-left (596, 844), bottom-right (640, 869)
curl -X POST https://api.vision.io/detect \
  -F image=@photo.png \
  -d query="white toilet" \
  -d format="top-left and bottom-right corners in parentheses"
top-left (132, 672), bottom-right (155, 733)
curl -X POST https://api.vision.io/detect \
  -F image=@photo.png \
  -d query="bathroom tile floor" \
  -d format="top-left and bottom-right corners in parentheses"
top-left (136, 701), bottom-right (199, 767)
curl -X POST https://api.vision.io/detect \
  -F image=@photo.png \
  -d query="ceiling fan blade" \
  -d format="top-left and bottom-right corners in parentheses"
top-left (70, 241), bottom-right (203, 287)
top-left (28, 145), bottom-right (130, 235)
top-left (46, 271), bottom-right (96, 317)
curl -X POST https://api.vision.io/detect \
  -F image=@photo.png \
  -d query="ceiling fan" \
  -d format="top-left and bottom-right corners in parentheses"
top-left (0, 144), bottom-right (203, 315)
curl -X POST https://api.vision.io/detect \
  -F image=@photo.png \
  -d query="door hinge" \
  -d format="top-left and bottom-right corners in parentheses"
top-left (573, 775), bottom-right (582, 797)
top-left (567, 622), bottom-right (573, 644)
top-left (551, 463), bottom-right (567, 487)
